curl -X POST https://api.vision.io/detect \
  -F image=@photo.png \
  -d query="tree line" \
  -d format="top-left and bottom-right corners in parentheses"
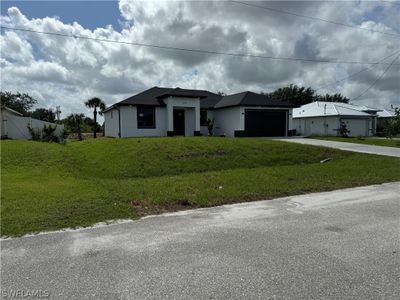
top-left (261, 84), bottom-right (350, 106)
top-left (0, 91), bottom-right (105, 140)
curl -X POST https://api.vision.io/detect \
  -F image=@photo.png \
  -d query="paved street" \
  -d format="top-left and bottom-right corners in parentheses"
top-left (1, 183), bottom-right (400, 299)
top-left (275, 137), bottom-right (400, 157)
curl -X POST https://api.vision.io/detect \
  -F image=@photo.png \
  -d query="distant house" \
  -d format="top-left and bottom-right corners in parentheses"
top-left (292, 102), bottom-right (381, 137)
top-left (376, 109), bottom-right (395, 133)
top-left (103, 87), bottom-right (296, 138)
top-left (1, 106), bottom-right (63, 140)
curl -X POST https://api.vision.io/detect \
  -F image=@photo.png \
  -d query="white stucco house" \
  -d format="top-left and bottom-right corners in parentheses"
top-left (1, 105), bottom-right (64, 140)
top-left (292, 102), bottom-right (381, 137)
top-left (103, 87), bottom-right (296, 138)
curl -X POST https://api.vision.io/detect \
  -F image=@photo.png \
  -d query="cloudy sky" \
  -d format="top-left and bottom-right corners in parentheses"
top-left (1, 0), bottom-right (399, 119)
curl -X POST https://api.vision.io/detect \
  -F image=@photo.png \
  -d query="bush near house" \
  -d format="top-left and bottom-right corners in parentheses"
top-left (1, 137), bottom-right (399, 237)
top-left (384, 106), bottom-right (400, 138)
top-left (27, 124), bottom-right (60, 143)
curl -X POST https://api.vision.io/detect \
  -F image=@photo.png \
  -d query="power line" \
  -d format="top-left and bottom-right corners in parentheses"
top-left (380, 0), bottom-right (400, 6)
top-left (230, 1), bottom-right (400, 37)
top-left (315, 50), bottom-right (400, 92)
top-left (263, 51), bottom-right (399, 92)
top-left (262, 51), bottom-right (399, 102)
top-left (352, 53), bottom-right (399, 101)
top-left (0, 25), bottom-right (398, 66)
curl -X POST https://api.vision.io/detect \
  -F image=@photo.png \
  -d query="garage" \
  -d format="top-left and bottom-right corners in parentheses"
top-left (341, 118), bottom-right (370, 137)
top-left (245, 109), bottom-right (287, 137)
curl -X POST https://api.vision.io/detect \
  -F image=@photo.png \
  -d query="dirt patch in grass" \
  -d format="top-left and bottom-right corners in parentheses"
top-left (175, 150), bottom-right (227, 159)
top-left (130, 198), bottom-right (196, 216)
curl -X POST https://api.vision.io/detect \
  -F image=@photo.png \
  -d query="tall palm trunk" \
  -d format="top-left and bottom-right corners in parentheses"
top-left (93, 108), bottom-right (97, 138)
top-left (77, 123), bottom-right (82, 141)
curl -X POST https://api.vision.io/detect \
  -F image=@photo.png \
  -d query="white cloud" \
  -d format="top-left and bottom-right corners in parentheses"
top-left (8, 61), bottom-right (70, 82)
top-left (0, 1), bottom-right (399, 120)
top-left (0, 31), bottom-right (33, 63)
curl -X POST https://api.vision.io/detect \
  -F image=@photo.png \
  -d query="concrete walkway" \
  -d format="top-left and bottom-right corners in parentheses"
top-left (1, 182), bottom-right (400, 299)
top-left (276, 137), bottom-right (400, 157)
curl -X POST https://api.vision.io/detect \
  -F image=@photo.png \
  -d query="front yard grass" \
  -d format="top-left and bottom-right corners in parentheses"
top-left (311, 136), bottom-right (400, 148)
top-left (1, 137), bottom-right (400, 237)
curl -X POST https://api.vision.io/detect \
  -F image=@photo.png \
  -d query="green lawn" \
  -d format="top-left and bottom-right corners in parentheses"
top-left (311, 136), bottom-right (400, 148)
top-left (1, 137), bottom-right (400, 237)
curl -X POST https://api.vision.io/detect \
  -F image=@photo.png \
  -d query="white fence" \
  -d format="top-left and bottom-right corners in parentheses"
top-left (2, 114), bottom-right (64, 140)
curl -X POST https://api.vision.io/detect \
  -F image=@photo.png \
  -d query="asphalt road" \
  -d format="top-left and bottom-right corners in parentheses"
top-left (1, 183), bottom-right (400, 299)
top-left (275, 137), bottom-right (400, 157)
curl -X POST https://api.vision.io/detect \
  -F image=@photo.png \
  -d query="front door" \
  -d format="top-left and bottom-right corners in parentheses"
top-left (173, 109), bottom-right (185, 136)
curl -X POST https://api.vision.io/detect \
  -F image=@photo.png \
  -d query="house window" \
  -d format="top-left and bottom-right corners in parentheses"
top-left (137, 106), bottom-right (155, 128)
top-left (200, 110), bottom-right (207, 126)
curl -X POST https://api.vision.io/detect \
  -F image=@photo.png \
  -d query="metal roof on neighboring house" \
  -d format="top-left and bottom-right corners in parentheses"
top-left (377, 109), bottom-right (395, 118)
top-left (293, 101), bottom-right (378, 118)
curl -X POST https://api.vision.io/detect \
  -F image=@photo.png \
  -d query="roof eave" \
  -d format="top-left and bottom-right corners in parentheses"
top-left (1, 106), bottom-right (23, 116)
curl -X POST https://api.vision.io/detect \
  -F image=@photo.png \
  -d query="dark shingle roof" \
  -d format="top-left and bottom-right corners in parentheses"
top-left (118, 87), bottom-right (171, 106)
top-left (199, 91), bottom-right (223, 109)
top-left (156, 88), bottom-right (223, 109)
top-left (106, 88), bottom-right (294, 111)
top-left (108, 86), bottom-right (222, 110)
top-left (156, 88), bottom-right (207, 99)
top-left (214, 91), bottom-right (295, 108)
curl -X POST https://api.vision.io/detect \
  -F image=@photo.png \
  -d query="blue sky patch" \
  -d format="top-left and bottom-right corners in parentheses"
top-left (1, 0), bottom-right (122, 30)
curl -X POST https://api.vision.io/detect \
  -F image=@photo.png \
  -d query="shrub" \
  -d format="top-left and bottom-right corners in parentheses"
top-left (207, 117), bottom-right (215, 136)
top-left (27, 123), bottom-right (60, 143)
top-left (42, 124), bottom-right (59, 143)
top-left (339, 121), bottom-right (350, 138)
top-left (27, 124), bottom-right (41, 141)
top-left (61, 128), bottom-right (70, 140)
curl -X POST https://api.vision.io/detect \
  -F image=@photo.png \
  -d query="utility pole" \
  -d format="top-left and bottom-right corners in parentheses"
top-left (56, 106), bottom-right (61, 121)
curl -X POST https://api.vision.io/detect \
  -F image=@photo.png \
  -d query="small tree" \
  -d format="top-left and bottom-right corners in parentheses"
top-left (66, 113), bottom-right (85, 141)
top-left (207, 117), bottom-right (215, 136)
top-left (339, 121), bottom-right (350, 138)
top-left (42, 124), bottom-right (58, 142)
top-left (84, 97), bottom-right (106, 138)
top-left (61, 127), bottom-right (70, 140)
top-left (384, 106), bottom-right (400, 138)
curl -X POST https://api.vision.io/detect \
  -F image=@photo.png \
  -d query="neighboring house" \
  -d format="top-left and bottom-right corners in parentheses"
top-left (292, 102), bottom-right (381, 137)
top-left (1, 106), bottom-right (64, 140)
top-left (376, 109), bottom-right (395, 133)
top-left (103, 87), bottom-right (295, 138)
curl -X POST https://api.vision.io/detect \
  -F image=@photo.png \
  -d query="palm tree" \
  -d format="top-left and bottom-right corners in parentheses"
top-left (84, 97), bottom-right (106, 138)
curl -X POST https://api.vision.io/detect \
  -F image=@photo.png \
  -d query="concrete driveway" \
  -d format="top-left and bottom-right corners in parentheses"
top-left (1, 182), bottom-right (400, 299)
top-left (275, 137), bottom-right (400, 157)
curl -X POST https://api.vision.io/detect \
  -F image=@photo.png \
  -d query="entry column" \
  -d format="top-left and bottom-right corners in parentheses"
top-left (194, 99), bottom-right (201, 136)
top-left (166, 98), bottom-right (174, 136)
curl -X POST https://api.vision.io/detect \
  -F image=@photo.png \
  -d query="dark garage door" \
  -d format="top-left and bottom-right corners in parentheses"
top-left (245, 110), bottom-right (287, 137)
